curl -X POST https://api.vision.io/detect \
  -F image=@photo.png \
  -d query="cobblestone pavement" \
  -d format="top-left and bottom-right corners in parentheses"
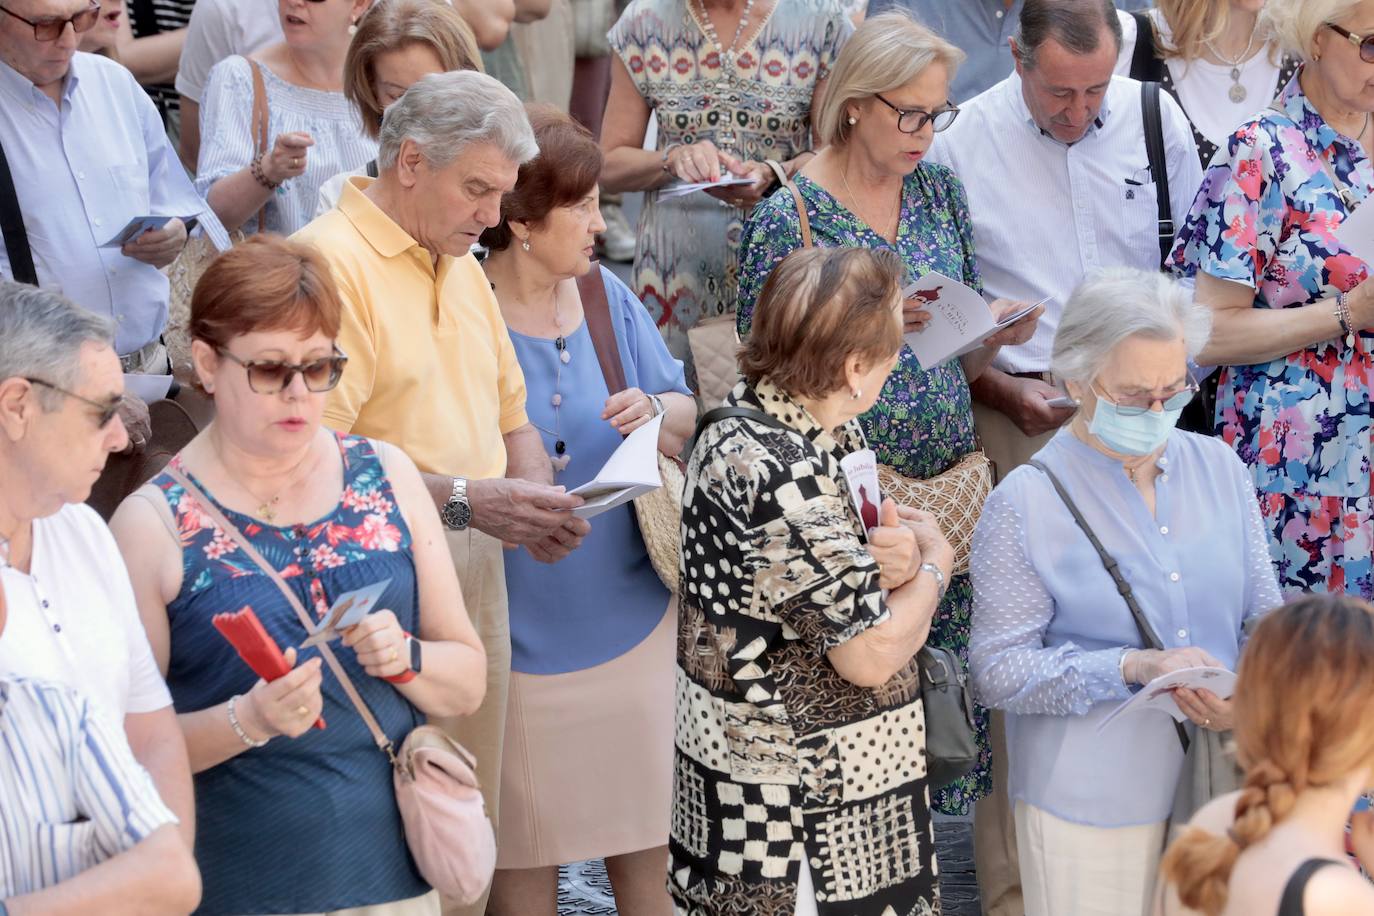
top-left (557, 819), bottom-right (979, 916)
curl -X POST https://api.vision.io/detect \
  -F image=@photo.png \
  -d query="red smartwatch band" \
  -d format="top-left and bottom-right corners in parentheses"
top-left (383, 631), bottom-right (417, 684)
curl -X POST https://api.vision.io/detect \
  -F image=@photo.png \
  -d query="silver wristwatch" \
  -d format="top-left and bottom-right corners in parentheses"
top-left (440, 476), bottom-right (471, 531)
top-left (649, 393), bottom-right (665, 417)
top-left (918, 561), bottom-right (948, 600)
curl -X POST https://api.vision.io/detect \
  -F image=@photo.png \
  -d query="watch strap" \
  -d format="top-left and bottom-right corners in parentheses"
top-left (384, 632), bottom-right (418, 684)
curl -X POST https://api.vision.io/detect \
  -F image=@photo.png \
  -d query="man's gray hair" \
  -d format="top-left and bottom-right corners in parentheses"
top-left (0, 283), bottom-right (114, 410)
top-left (1050, 267), bottom-right (1211, 385)
top-left (1015, 0), bottom-right (1123, 69)
top-left (377, 70), bottom-right (537, 171)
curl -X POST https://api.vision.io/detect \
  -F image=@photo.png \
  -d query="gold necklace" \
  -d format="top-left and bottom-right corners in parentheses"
top-left (218, 443), bottom-right (320, 524)
top-left (839, 163), bottom-right (898, 240)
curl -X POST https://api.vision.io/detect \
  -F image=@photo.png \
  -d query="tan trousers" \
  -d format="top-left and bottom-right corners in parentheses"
top-left (244, 891), bottom-right (439, 916)
top-left (1014, 802), bottom-right (1166, 916)
top-left (971, 401), bottom-right (1058, 916)
top-left (434, 528), bottom-right (510, 916)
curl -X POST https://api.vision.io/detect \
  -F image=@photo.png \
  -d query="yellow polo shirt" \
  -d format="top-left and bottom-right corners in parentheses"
top-left (294, 177), bottom-right (528, 479)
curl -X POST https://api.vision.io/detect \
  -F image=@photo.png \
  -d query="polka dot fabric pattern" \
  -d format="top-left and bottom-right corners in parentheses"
top-left (669, 378), bottom-right (940, 916)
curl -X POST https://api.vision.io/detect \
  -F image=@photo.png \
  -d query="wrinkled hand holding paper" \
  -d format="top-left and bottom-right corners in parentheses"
top-left (1096, 665), bottom-right (1236, 732)
top-left (901, 272), bottom-right (1046, 369)
top-left (570, 414), bottom-right (665, 518)
top-left (659, 174), bottom-right (755, 200)
top-left (301, 578), bottom-right (392, 647)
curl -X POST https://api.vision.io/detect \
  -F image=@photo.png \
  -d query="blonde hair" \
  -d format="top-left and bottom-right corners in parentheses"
top-left (815, 10), bottom-right (965, 148)
top-left (1155, 0), bottom-right (1276, 62)
top-left (1161, 595), bottom-right (1374, 915)
top-left (344, 0), bottom-right (483, 139)
top-left (1260, 0), bottom-right (1363, 60)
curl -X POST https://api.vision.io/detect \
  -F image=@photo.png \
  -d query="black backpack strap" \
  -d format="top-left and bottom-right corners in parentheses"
top-left (365, 158), bottom-right (378, 178)
top-left (0, 137), bottom-right (37, 286)
top-left (693, 405), bottom-right (792, 446)
top-left (1029, 459), bottom-right (1190, 753)
top-left (1127, 11), bottom-right (1165, 83)
top-left (1141, 81), bottom-right (1175, 269)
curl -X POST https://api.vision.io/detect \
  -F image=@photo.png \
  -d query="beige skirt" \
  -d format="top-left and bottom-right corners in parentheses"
top-left (496, 600), bottom-right (676, 869)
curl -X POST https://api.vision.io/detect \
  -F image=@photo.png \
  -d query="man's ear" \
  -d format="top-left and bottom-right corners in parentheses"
top-left (0, 377), bottom-right (37, 442)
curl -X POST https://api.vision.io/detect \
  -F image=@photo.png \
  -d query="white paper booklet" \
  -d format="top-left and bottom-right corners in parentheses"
top-left (1096, 665), bottom-right (1236, 733)
top-left (901, 272), bottom-right (1046, 369)
top-left (659, 174), bottom-right (754, 200)
top-left (1336, 196), bottom-right (1374, 271)
top-left (570, 413), bottom-right (665, 518)
top-left (839, 449), bottom-right (881, 536)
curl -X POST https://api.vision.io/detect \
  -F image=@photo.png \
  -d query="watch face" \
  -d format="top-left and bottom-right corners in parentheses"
top-left (409, 637), bottom-right (422, 674)
top-left (441, 499), bottom-right (472, 530)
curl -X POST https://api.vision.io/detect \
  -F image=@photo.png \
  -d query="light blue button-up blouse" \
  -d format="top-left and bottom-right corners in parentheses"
top-left (969, 428), bottom-right (1282, 827)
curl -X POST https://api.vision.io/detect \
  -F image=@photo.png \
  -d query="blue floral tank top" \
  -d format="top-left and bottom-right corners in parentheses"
top-left (152, 433), bottom-right (429, 914)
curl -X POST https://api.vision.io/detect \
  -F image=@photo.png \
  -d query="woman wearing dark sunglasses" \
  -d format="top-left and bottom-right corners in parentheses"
top-left (109, 234), bottom-right (486, 916)
top-left (1170, 0), bottom-right (1374, 602)
top-left (969, 268), bottom-right (1284, 916)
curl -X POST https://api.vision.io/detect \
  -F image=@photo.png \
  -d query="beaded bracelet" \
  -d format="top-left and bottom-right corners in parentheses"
top-left (227, 694), bottom-right (269, 748)
top-left (1336, 291), bottom-right (1355, 347)
top-left (249, 152), bottom-right (282, 190)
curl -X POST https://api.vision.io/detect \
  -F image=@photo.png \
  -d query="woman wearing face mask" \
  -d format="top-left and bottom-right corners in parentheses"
top-left (968, 267), bottom-right (1283, 916)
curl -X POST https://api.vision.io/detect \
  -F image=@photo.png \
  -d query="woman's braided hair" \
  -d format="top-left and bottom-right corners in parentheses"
top-left (1161, 594), bottom-right (1374, 914)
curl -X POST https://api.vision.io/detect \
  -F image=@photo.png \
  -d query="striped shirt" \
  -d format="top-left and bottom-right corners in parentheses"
top-left (0, 677), bottom-right (176, 897)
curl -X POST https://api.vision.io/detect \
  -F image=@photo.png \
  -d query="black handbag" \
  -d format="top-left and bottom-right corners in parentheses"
top-left (695, 406), bottom-right (979, 788)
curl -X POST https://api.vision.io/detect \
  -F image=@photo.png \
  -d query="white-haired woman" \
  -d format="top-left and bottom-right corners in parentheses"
top-left (738, 10), bottom-right (1040, 820)
top-left (1170, 0), bottom-right (1374, 599)
top-left (969, 268), bottom-right (1283, 916)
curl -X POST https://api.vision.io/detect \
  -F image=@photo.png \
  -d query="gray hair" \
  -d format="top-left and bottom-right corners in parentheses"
top-left (0, 283), bottom-right (114, 410)
top-left (1015, 0), bottom-right (1123, 70)
top-left (377, 70), bottom-right (537, 171)
top-left (1050, 267), bottom-right (1211, 385)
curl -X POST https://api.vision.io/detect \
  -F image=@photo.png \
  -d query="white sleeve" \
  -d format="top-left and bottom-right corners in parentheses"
top-left (86, 516), bottom-right (172, 715)
top-left (174, 0), bottom-right (233, 103)
top-left (195, 57), bottom-right (258, 192)
top-left (1114, 10), bottom-right (1137, 76)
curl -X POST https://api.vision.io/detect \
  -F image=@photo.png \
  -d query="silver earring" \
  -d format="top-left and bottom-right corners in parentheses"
top-left (847, 116), bottom-right (857, 125)
top-left (521, 238), bottom-right (531, 252)
top-left (851, 388), bottom-right (861, 399)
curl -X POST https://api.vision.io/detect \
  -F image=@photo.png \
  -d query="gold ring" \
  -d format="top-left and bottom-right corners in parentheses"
top-left (1203, 718), bottom-right (1210, 727)
top-left (296, 705), bottom-right (309, 717)
top-left (389, 648), bottom-right (399, 663)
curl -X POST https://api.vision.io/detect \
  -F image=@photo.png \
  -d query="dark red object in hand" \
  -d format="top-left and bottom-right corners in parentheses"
top-left (212, 606), bottom-right (325, 730)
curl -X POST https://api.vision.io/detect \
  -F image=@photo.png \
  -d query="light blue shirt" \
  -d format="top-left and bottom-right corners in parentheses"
top-left (969, 428), bottom-right (1282, 827)
top-left (926, 73), bottom-right (1202, 374)
top-left (0, 677), bottom-right (176, 897)
top-left (0, 53), bottom-right (225, 357)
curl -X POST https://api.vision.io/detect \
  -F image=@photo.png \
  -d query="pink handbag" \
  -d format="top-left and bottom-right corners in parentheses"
top-left (167, 467), bottom-right (497, 904)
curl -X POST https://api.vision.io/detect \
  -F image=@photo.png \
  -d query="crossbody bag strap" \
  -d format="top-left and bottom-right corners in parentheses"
top-left (1028, 459), bottom-right (1190, 752)
top-left (0, 138), bottom-right (37, 285)
top-left (765, 158), bottom-right (813, 249)
top-left (164, 465), bottom-right (395, 758)
top-left (576, 261), bottom-right (629, 395)
top-left (1269, 101), bottom-right (1361, 212)
top-left (1140, 81), bottom-right (1174, 269)
top-left (247, 57), bottom-right (270, 235)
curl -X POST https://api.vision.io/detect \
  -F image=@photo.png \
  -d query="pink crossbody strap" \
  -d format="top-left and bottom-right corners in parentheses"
top-left (165, 465), bottom-right (394, 758)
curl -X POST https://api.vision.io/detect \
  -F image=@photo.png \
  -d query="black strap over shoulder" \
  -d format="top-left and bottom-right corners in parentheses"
top-left (694, 405), bottom-right (792, 446)
top-left (0, 138), bottom-right (37, 285)
top-left (1029, 459), bottom-right (1190, 753)
top-left (1141, 80), bottom-right (1175, 269)
top-left (1127, 10), bottom-right (1166, 83)
top-left (365, 158), bottom-right (379, 179)
top-left (1278, 859), bottom-right (1346, 916)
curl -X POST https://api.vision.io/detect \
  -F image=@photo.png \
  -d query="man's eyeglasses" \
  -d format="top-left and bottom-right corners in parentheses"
top-left (25, 377), bottom-right (123, 428)
top-left (1092, 377), bottom-right (1199, 417)
top-left (217, 346), bottom-right (348, 394)
top-left (872, 94), bottom-right (960, 134)
top-left (1328, 23), bottom-right (1374, 64)
top-left (0, 1), bottom-right (100, 42)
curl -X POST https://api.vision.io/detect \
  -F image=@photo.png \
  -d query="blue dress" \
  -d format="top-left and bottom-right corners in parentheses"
top-left (505, 266), bottom-right (692, 675)
top-left (152, 434), bottom-right (428, 915)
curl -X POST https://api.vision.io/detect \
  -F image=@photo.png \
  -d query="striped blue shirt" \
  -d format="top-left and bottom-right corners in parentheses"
top-left (0, 677), bottom-right (176, 898)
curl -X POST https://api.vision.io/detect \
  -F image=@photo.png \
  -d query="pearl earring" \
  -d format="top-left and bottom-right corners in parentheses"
top-left (521, 238), bottom-right (531, 252)
top-left (851, 388), bottom-right (861, 400)
top-left (847, 116), bottom-right (857, 125)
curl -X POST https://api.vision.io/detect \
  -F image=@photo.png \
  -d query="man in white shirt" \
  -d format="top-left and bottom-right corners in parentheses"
top-left (924, 4), bottom-right (1201, 916)
top-left (927, 0), bottom-right (1202, 476)
top-left (0, 282), bottom-right (195, 850)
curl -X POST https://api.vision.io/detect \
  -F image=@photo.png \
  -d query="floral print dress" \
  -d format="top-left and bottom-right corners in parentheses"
top-left (735, 163), bottom-right (991, 815)
top-left (1171, 70), bottom-right (1374, 598)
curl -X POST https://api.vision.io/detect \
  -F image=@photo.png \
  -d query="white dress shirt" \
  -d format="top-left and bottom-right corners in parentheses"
top-left (0, 677), bottom-right (175, 898)
top-left (0, 504), bottom-right (172, 732)
top-left (926, 73), bottom-right (1203, 374)
top-left (0, 53), bottom-right (226, 357)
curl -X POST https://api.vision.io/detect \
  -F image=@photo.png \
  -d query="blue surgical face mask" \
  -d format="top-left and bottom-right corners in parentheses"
top-left (1087, 395), bottom-right (1184, 456)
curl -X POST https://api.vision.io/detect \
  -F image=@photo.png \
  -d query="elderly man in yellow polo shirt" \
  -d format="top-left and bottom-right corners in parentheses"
top-left (294, 71), bottom-right (590, 915)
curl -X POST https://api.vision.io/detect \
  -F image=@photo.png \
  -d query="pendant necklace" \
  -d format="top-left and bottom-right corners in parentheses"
top-left (840, 163), bottom-right (897, 241)
top-left (220, 442), bottom-right (319, 524)
top-left (1205, 28), bottom-right (1258, 104)
top-left (529, 288), bottom-right (572, 473)
top-left (692, 0), bottom-right (757, 153)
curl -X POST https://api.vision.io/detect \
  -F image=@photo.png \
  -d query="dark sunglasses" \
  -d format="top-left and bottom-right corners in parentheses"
top-left (0, 1), bottom-right (100, 41)
top-left (25, 377), bottom-right (123, 428)
top-left (872, 94), bottom-right (960, 134)
top-left (1328, 23), bottom-right (1374, 64)
top-left (217, 346), bottom-right (348, 394)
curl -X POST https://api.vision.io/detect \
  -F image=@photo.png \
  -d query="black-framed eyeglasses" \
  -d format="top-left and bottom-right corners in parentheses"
top-left (216, 346), bottom-right (348, 394)
top-left (24, 377), bottom-right (123, 428)
top-left (1092, 375), bottom-right (1199, 417)
top-left (872, 94), bottom-right (960, 133)
top-left (0, 1), bottom-right (100, 41)
top-left (1328, 23), bottom-right (1374, 64)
